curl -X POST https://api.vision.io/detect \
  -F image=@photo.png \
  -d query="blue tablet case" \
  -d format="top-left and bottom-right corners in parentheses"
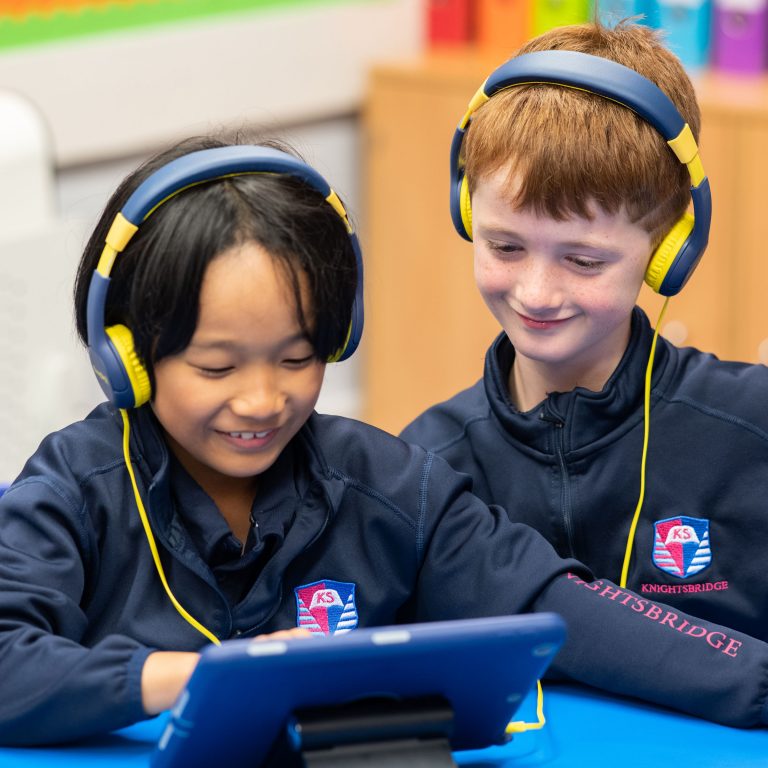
top-left (152, 613), bottom-right (566, 768)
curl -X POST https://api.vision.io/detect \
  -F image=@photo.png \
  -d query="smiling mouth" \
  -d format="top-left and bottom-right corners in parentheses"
top-left (221, 430), bottom-right (274, 440)
top-left (517, 312), bottom-right (569, 328)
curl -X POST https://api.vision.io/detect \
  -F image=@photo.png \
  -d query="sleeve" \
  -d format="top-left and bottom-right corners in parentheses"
top-left (412, 452), bottom-right (768, 728)
top-left (531, 573), bottom-right (768, 728)
top-left (399, 406), bottom-right (445, 449)
top-left (0, 476), bottom-right (153, 745)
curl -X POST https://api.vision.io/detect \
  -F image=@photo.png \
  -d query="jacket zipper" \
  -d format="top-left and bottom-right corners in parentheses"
top-left (540, 410), bottom-right (576, 558)
top-left (234, 483), bottom-right (334, 638)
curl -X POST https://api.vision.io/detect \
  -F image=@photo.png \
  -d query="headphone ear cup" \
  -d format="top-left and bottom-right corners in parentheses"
top-left (459, 176), bottom-right (473, 240)
top-left (105, 324), bottom-right (152, 407)
top-left (644, 212), bottom-right (695, 294)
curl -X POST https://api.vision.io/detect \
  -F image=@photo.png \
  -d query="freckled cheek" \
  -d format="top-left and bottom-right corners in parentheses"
top-left (571, 284), bottom-right (637, 324)
top-left (474, 259), bottom-right (512, 298)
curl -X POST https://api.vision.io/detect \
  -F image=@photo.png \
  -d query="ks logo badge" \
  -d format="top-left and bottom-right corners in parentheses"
top-left (652, 516), bottom-right (712, 578)
top-left (294, 580), bottom-right (359, 635)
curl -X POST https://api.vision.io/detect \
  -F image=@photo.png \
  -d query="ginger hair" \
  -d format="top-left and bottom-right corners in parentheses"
top-left (463, 21), bottom-right (701, 246)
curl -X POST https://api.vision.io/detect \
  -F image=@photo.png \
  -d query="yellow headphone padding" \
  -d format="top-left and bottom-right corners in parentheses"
top-left (459, 176), bottom-right (473, 239)
top-left (106, 325), bottom-right (152, 407)
top-left (644, 212), bottom-right (694, 292)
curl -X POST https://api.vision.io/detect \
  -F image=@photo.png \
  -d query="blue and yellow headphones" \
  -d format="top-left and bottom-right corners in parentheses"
top-left (86, 145), bottom-right (365, 410)
top-left (449, 50), bottom-right (712, 297)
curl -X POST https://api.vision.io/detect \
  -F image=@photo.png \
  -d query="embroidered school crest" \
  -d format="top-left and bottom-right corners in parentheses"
top-left (294, 580), bottom-right (358, 635)
top-left (652, 517), bottom-right (712, 578)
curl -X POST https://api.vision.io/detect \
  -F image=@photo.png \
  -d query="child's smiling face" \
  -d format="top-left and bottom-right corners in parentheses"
top-left (471, 166), bottom-right (653, 396)
top-left (151, 241), bottom-right (325, 494)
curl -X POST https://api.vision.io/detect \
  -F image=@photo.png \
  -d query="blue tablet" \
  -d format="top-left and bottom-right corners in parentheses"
top-left (152, 613), bottom-right (566, 768)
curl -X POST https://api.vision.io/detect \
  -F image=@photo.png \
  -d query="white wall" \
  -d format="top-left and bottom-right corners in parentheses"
top-left (0, 0), bottom-right (422, 166)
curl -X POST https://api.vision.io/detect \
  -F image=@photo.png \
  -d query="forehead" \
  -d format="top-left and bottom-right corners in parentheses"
top-left (193, 242), bottom-right (307, 342)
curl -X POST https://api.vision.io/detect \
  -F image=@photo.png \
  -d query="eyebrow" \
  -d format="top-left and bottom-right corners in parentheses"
top-left (479, 225), bottom-right (623, 259)
top-left (187, 332), bottom-right (309, 351)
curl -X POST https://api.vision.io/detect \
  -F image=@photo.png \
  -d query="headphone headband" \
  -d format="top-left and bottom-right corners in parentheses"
top-left (120, 146), bottom-right (340, 225)
top-left (482, 51), bottom-right (685, 137)
top-left (449, 50), bottom-right (711, 297)
top-left (88, 146), bottom-right (364, 409)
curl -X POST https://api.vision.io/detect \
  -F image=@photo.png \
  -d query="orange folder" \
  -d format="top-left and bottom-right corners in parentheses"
top-left (477, 0), bottom-right (531, 56)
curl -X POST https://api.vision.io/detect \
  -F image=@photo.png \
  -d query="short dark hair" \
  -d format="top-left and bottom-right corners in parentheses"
top-left (73, 135), bottom-right (358, 389)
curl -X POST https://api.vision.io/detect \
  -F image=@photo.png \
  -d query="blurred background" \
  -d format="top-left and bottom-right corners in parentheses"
top-left (1, 0), bottom-right (767, 481)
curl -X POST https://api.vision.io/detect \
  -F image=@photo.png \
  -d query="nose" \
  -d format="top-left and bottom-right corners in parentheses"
top-left (228, 366), bottom-right (286, 420)
top-left (513, 256), bottom-right (563, 314)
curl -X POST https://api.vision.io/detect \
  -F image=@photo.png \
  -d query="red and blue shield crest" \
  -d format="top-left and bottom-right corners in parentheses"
top-left (652, 517), bottom-right (711, 578)
top-left (294, 580), bottom-right (358, 635)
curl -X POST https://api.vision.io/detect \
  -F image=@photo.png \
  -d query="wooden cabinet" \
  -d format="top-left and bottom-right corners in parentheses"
top-left (362, 49), bottom-right (768, 435)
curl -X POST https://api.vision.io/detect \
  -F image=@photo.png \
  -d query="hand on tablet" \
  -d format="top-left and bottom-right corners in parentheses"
top-left (142, 651), bottom-right (201, 716)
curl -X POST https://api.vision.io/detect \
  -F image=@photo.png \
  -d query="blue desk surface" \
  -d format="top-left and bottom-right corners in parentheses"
top-left (1, 684), bottom-right (766, 767)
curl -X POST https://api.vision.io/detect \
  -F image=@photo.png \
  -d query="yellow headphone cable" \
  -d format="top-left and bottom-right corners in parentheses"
top-left (620, 297), bottom-right (671, 588)
top-left (507, 298), bottom-right (671, 735)
top-left (120, 408), bottom-right (221, 646)
top-left (506, 680), bottom-right (546, 734)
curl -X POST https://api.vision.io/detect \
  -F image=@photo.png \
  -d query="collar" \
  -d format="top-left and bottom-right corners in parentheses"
top-left (169, 442), bottom-right (303, 568)
top-left (483, 307), bottom-right (671, 453)
top-left (124, 408), bottom-right (339, 613)
top-left (125, 408), bottom-right (336, 554)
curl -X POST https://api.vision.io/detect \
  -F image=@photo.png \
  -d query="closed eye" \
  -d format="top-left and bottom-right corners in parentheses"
top-left (196, 366), bottom-right (234, 377)
top-left (567, 255), bottom-right (605, 271)
top-left (283, 355), bottom-right (316, 368)
top-left (486, 240), bottom-right (522, 255)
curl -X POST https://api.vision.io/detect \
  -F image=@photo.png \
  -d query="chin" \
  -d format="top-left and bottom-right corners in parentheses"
top-left (510, 336), bottom-right (572, 361)
top-left (214, 455), bottom-right (278, 480)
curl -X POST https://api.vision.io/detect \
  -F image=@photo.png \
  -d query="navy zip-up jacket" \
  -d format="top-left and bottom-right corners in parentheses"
top-left (402, 307), bottom-right (768, 643)
top-left (1, 399), bottom-right (768, 745)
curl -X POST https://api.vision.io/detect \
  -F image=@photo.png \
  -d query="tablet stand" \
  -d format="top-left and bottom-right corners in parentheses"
top-left (288, 695), bottom-right (458, 767)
